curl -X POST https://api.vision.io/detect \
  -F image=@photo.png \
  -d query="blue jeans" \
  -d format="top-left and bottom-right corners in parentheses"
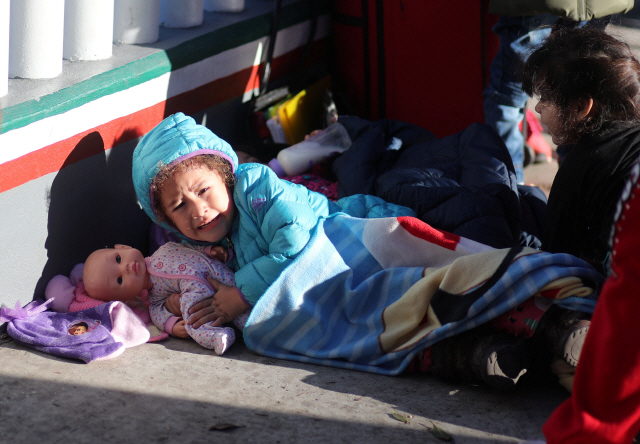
top-left (484, 16), bottom-right (609, 183)
top-left (483, 15), bottom-right (558, 184)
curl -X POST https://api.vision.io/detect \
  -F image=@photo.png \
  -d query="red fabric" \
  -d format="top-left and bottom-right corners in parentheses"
top-left (490, 297), bottom-right (549, 338)
top-left (397, 216), bottom-right (460, 251)
top-left (543, 175), bottom-right (640, 443)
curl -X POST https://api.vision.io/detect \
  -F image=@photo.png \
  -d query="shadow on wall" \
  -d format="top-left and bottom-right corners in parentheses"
top-left (33, 130), bottom-right (151, 299)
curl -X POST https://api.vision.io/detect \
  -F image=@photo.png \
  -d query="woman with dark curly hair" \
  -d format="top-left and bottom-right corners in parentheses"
top-left (522, 26), bottom-right (640, 274)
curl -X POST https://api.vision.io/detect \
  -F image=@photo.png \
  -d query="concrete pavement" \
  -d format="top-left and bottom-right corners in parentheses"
top-left (0, 333), bottom-right (567, 443)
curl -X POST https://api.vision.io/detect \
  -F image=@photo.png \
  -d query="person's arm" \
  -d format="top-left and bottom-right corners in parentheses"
top-left (188, 276), bottom-right (251, 328)
top-left (232, 164), bottom-right (324, 305)
top-left (187, 165), bottom-right (325, 328)
top-left (334, 193), bottom-right (416, 219)
top-left (148, 292), bottom-right (182, 336)
top-left (164, 293), bottom-right (181, 316)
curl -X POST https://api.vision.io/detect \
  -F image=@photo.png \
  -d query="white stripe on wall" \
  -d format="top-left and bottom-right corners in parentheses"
top-left (0, 16), bottom-right (329, 166)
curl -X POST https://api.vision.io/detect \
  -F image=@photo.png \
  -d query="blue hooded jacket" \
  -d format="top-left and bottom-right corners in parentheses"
top-left (133, 113), bottom-right (415, 305)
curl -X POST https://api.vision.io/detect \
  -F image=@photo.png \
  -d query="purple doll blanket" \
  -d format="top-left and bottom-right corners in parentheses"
top-left (1, 299), bottom-right (151, 363)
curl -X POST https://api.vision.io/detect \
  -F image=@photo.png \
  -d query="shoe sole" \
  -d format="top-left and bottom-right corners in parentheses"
top-left (561, 322), bottom-right (590, 367)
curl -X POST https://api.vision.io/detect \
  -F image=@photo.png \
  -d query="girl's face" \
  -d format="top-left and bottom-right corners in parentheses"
top-left (84, 245), bottom-right (150, 302)
top-left (535, 97), bottom-right (572, 145)
top-left (160, 166), bottom-right (236, 243)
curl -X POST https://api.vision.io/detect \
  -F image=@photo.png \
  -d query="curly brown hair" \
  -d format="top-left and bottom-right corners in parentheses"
top-left (150, 155), bottom-right (235, 228)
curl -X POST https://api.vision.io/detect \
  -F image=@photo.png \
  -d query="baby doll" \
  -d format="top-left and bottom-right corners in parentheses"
top-left (81, 242), bottom-right (250, 355)
top-left (45, 262), bottom-right (168, 343)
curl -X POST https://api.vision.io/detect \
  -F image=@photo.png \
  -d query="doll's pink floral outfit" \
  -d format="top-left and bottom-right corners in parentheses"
top-left (147, 242), bottom-right (248, 355)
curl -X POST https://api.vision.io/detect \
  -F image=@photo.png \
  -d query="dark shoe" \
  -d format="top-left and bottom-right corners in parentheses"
top-left (558, 320), bottom-right (590, 366)
top-left (430, 328), bottom-right (530, 390)
top-left (475, 334), bottom-right (530, 390)
top-left (534, 305), bottom-right (591, 367)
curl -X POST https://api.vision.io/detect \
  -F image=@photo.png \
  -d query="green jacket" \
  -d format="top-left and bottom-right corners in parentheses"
top-left (488, 0), bottom-right (634, 21)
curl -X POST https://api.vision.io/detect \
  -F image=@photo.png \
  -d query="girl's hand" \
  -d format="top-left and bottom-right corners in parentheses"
top-left (187, 278), bottom-right (250, 328)
top-left (164, 293), bottom-right (182, 316)
top-left (172, 320), bottom-right (189, 338)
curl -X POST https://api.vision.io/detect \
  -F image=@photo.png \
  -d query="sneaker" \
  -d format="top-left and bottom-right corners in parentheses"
top-left (557, 320), bottom-right (590, 367)
top-left (535, 305), bottom-right (591, 368)
top-left (477, 335), bottom-right (530, 390)
top-left (429, 329), bottom-right (531, 390)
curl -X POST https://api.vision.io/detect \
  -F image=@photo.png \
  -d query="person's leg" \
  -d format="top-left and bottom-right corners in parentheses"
top-left (483, 15), bottom-right (556, 183)
top-left (418, 326), bottom-right (531, 390)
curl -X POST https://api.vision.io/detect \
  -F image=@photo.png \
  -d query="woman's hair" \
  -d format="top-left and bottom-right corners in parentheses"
top-left (151, 154), bottom-right (235, 228)
top-left (522, 27), bottom-right (640, 141)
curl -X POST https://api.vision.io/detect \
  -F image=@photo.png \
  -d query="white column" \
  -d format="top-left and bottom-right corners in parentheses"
top-left (113, 0), bottom-right (160, 44)
top-left (0, 0), bottom-right (9, 96)
top-left (64, 0), bottom-right (114, 61)
top-left (9, 0), bottom-right (65, 79)
top-left (160, 0), bottom-right (204, 28)
top-left (204, 0), bottom-right (244, 13)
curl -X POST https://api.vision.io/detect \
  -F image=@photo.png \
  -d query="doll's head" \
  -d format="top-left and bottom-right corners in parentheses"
top-left (83, 245), bottom-right (150, 303)
top-left (523, 27), bottom-right (640, 145)
top-left (68, 322), bottom-right (88, 335)
top-left (150, 154), bottom-right (236, 243)
top-left (132, 113), bottom-right (239, 242)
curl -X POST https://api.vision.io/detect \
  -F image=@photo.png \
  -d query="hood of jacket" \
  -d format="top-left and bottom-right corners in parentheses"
top-left (132, 112), bottom-right (238, 236)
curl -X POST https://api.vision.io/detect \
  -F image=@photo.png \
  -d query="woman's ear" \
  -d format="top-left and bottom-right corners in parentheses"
top-left (574, 98), bottom-right (594, 121)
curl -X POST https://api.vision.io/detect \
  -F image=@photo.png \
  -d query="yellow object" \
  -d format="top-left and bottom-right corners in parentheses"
top-left (277, 76), bottom-right (331, 145)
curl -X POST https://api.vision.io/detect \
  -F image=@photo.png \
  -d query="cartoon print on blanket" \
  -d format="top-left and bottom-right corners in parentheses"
top-left (1, 299), bottom-right (151, 363)
top-left (243, 215), bottom-right (603, 375)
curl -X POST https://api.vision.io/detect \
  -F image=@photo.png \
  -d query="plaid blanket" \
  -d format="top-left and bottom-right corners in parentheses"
top-left (244, 215), bottom-right (603, 375)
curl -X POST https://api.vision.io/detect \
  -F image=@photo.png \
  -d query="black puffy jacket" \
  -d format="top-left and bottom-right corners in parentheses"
top-left (333, 116), bottom-right (546, 249)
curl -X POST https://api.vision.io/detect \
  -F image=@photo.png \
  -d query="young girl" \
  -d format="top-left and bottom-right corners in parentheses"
top-left (80, 242), bottom-right (247, 355)
top-left (522, 26), bottom-right (640, 274)
top-left (131, 113), bottom-right (602, 391)
top-left (132, 112), bottom-right (417, 328)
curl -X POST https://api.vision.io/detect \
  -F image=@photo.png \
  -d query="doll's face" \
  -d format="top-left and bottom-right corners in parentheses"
top-left (159, 166), bottom-right (236, 243)
top-left (83, 245), bottom-right (150, 302)
top-left (68, 323), bottom-right (88, 335)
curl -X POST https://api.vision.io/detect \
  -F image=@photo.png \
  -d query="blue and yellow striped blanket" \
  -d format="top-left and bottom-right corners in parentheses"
top-left (244, 215), bottom-right (603, 375)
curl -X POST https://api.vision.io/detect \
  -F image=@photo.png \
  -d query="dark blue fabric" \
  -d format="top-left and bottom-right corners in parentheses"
top-left (333, 116), bottom-right (546, 249)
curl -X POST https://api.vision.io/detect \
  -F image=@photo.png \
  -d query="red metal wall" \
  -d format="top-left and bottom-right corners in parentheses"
top-left (332, 0), bottom-right (499, 138)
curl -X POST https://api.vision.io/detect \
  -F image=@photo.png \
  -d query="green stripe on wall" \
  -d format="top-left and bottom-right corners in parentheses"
top-left (1, 0), bottom-right (329, 134)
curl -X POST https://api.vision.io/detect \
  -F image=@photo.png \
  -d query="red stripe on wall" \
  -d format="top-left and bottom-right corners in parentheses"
top-left (0, 106), bottom-right (166, 194)
top-left (0, 39), bottom-right (327, 194)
